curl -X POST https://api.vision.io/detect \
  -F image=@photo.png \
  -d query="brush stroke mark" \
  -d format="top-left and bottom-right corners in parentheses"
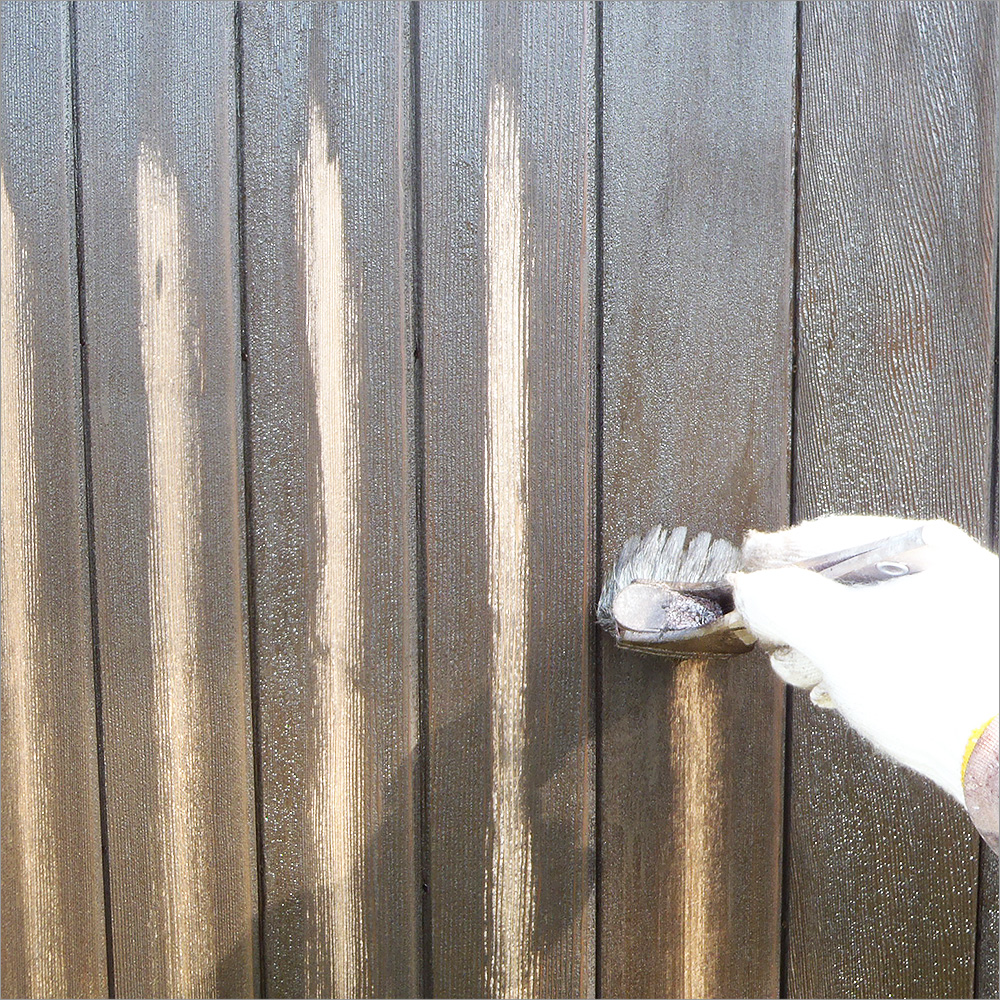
top-left (137, 146), bottom-right (212, 996)
top-left (673, 659), bottom-right (721, 999)
top-left (484, 82), bottom-right (536, 999)
top-left (298, 103), bottom-right (368, 998)
top-left (1, 168), bottom-right (68, 998)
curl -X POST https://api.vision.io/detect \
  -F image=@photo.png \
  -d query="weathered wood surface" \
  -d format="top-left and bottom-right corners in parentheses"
top-left (790, 4), bottom-right (998, 997)
top-left (981, 182), bottom-right (1000, 1000)
top-left (239, 3), bottom-right (421, 996)
top-left (978, 846), bottom-right (999, 999)
top-left (419, 2), bottom-right (596, 995)
top-left (983, 216), bottom-right (1000, 1000)
top-left (2, 2), bottom-right (999, 997)
top-left (73, 4), bottom-right (257, 996)
top-left (600, 3), bottom-right (795, 996)
top-left (0, 4), bottom-right (107, 997)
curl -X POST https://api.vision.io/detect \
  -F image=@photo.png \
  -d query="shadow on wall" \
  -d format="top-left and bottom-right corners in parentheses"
top-left (216, 682), bottom-right (601, 998)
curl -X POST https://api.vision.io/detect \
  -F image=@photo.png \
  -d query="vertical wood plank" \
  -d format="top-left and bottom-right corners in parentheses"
top-left (239, 3), bottom-right (421, 996)
top-left (600, 3), bottom-right (795, 996)
top-left (419, 2), bottom-right (596, 995)
top-left (978, 846), bottom-right (999, 999)
top-left (981, 210), bottom-right (1000, 997)
top-left (0, 4), bottom-right (107, 997)
top-left (74, 4), bottom-right (257, 995)
top-left (979, 161), bottom-right (1000, 1000)
top-left (790, 4), bottom-right (998, 997)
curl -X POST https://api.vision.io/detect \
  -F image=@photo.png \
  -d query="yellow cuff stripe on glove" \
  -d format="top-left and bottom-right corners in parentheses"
top-left (963, 716), bottom-right (997, 783)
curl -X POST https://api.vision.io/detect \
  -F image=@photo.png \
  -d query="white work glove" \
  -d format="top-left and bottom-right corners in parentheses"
top-left (728, 516), bottom-right (999, 803)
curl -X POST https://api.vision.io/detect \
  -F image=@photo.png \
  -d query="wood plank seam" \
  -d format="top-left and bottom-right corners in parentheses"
top-left (231, 3), bottom-right (268, 993)
top-left (2, 6), bottom-right (110, 993)
top-left (74, 6), bottom-right (257, 991)
top-left (67, 4), bottom-right (116, 992)
top-left (408, 6), bottom-right (435, 997)
top-left (780, 3), bottom-right (806, 996)
top-left (593, 6), bottom-right (605, 995)
top-left (600, 4), bottom-right (794, 994)
top-left (789, 4), bottom-right (996, 993)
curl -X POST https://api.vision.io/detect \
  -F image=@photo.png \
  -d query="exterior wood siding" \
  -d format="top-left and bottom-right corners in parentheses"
top-left (2, 3), bottom-right (996, 997)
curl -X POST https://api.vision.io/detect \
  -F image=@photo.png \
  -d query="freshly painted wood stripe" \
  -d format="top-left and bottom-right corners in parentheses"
top-left (484, 82), bottom-right (535, 999)
top-left (673, 661), bottom-right (721, 999)
top-left (136, 146), bottom-right (212, 995)
top-left (1, 169), bottom-right (67, 998)
top-left (298, 104), bottom-right (368, 998)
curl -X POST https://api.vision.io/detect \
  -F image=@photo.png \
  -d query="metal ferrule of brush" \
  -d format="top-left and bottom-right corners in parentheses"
top-left (599, 525), bottom-right (930, 658)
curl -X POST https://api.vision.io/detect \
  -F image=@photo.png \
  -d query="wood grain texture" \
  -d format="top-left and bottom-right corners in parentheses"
top-left (419, 3), bottom-right (596, 995)
top-left (74, 4), bottom-right (257, 995)
top-left (982, 212), bottom-right (1000, 998)
top-left (977, 846), bottom-right (998, 999)
top-left (0, 5), bottom-right (107, 997)
top-left (790, 4), bottom-right (998, 997)
top-left (979, 181), bottom-right (1000, 1000)
top-left (239, 4), bottom-right (421, 996)
top-left (600, 3), bottom-right (795, 996)
top-left (6, 8), bottom-right (997, 998)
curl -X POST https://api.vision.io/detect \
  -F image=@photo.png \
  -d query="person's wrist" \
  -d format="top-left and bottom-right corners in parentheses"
top-left (963, 717), bottom-right (998, 853)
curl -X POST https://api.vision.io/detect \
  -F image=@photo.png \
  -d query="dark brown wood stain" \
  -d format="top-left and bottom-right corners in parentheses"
top-left (0, 4), bottom-right (107, 996)
top-left (790, 4), bottom-right (998, 997)
top-left (1, 2), bottom-right (997, 997)
top-left (73, 5), bottom-right (257, 995)
top-left (600, 3), bottom-right (795, 996)
top-left (239, 3), bottom-right (421, 996)
top-left (419, 3), bottom-right (596, 996)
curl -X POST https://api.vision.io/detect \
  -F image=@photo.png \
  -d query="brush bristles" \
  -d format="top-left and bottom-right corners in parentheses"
top-left (597, 525), bottom-right (742, 631)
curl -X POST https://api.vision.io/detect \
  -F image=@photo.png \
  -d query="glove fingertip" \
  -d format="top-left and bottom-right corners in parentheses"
top-left (770, 647), bottom-right (822, 689)
top-left (729, 566), bottom-right (849, 653)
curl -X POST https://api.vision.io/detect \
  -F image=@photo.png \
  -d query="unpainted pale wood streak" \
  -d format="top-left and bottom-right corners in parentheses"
top-left (10, 5), bottom-right (999, 998)
top-left (75, 5), bottom-right (256, 994)
top-left (790, 5), bottom-right (998, 996)
top-left (298, 104), bottom-right (368, 998)
top-left (240, 4), bottom-right (420, 995)
top-left (1, 6), bottom-right (107, 996)
top-left (136, 145), bottom-right (213, 994)
top-left (1, 170), bottom-right (66, 1000)
top-left (420, 3), bottom-right (596, 995)
top-left (671, 660), bottom-right (722, 1000)
top-left (484, 81), bottom-right (535, 999)
top-left (600, 3), bottom-right (795, 996)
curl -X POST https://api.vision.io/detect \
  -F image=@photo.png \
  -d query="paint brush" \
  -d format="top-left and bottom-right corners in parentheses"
top-left (598, 524), bottom-right (932, 658)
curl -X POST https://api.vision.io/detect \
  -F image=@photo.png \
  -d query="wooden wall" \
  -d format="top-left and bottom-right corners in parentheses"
top-left (1, 3), bottom-right (996, 998)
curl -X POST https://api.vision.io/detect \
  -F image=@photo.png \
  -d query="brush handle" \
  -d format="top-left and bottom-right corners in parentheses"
top-left (797, 526), bottom-right (929, 585)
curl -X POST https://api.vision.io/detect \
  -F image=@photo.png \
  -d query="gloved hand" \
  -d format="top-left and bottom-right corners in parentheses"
top-left (728, 515), bottom-right (999, 804)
